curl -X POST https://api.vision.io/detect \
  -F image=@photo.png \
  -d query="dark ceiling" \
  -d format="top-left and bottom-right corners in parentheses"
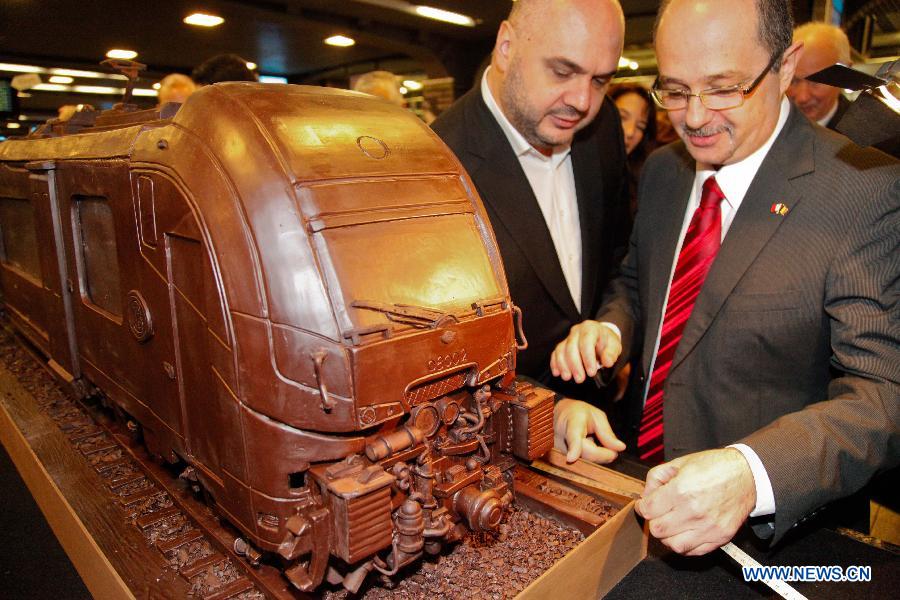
top-left (0, 0), bottom-right (895, 128)
top-left (0, 1), bottom-right (660, 106)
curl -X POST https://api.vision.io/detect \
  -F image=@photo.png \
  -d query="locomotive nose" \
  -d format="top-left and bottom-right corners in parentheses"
top-left (452, 485), bottom-right (504, 531)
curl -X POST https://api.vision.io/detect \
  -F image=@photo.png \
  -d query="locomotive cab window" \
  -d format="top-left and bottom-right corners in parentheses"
top-left (0, 196), bottom-right (43, 283)
top-left (73, 195), bottom-right (123, 318)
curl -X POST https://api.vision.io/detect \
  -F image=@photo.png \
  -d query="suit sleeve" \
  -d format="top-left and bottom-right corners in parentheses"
top-left (741, 176), bottom-right (900, 543)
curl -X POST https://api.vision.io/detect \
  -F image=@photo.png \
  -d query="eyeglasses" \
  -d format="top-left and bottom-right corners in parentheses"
top-left (651, 53), bottom-right (779, 111)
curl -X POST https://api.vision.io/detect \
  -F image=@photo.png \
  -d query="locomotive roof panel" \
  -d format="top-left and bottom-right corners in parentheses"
top-left (0, 123), bottom-right (148, 162)
top-left (173, 83), bottom-right (459, 184)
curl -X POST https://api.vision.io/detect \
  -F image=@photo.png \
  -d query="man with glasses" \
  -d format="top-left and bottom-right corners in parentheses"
top-left (551, 0), bottom-right (898, 555)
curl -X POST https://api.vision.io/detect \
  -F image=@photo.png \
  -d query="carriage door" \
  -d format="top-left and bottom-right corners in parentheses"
top-left (55, 162), bottom-right (183, 458)
top-left (25, 161), bottom-right (79, 380)
top-left (135, 170), bottom-right (227, 473)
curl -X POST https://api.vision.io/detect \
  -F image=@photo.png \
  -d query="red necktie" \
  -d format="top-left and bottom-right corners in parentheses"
top-left (637, 175), bottom-right (725, 463)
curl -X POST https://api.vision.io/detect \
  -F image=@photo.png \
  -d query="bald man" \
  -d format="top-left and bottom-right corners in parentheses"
top-left (158, 73), bottom-right (196, 106)
top-left (787, 22), bottom-right (852, 129)
top-left (352, 70), bottom-right (406, 106)
top-left (432, 0), bottom-right (632, 410)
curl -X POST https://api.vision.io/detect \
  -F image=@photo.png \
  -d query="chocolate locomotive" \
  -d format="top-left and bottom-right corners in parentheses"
top-left (0, 83), bottom-right (554, 592)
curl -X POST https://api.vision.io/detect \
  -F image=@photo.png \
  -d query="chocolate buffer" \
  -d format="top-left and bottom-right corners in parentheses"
top-left (0, 80), bottom-right (556, 593)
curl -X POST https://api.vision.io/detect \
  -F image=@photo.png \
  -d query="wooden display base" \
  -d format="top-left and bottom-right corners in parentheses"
top-left (0, 362), bottom-right (193, 599)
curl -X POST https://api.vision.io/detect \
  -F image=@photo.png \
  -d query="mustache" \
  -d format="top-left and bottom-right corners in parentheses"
top-left (549, 106), bottom-right (587, 120)
top-left (681, 124), bottom-right (733, 137)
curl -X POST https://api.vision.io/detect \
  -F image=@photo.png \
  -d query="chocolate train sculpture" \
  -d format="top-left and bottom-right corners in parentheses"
top-left (0, 83), bottom-right (555, 592)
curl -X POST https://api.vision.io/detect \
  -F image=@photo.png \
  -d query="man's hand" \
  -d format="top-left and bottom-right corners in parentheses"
top-left (635, 448), bottom-right (757, 555)
top-left (553, 398), bottom-right (626, 463)
top-left (550, 320), bottom-right (622, 384)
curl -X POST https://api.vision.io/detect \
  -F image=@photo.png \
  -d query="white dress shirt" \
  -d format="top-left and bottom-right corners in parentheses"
top-left (816, 97), bottom-right (841, 128)
top-left (610, 98), bottom-right (793, 517)
top-left (480, 68), bottom-right (583, 311)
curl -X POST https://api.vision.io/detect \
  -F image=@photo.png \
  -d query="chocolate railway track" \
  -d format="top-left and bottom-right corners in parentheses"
top-left (0, 326), bottom-right (304, 600)
top-left (2, 324), bottom-right (620, 599)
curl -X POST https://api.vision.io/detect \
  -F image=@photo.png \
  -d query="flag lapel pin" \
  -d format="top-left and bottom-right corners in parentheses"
top-left (770, 203), bottom-right (789, 216)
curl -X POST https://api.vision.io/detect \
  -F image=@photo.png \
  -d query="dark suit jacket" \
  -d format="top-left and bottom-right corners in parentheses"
top-left (825, 94), bottom-right (851, 131)
top-left (432, 86), bottom-right (631, 401)
top-left (597, 105), bottom-right (900, 543)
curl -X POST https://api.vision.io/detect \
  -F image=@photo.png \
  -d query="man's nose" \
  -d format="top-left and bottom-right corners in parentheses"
top-left (788, 80), bottom-right (810, 103)
top-left (565, 77), bottom-right (593, 114)
top-left (683, 95), bottom-right (713, 129)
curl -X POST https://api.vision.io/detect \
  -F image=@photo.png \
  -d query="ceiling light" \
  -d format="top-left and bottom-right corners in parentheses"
top-left (399, 86), bottom-right (408, 94)
top-left (618, 57), bottom-right (630, 69)
top-left (32, 83), bottom-right (70, 92)
top-left (259, 75), bottom-right (288, 84)
top-left (414, 6), bottom-right (475, 27)
top-left (152, 82), bottom-right (161, 90)
top-left (132, 88), bottom-right (158, 97)
top-left (73, 85), bottom-right (121, 94)
top-left (7, 123), bottom-right (21, 129)
top-left (0, 63), bottom-right (44, 74)
top-left (51, 68), bottom-right (127, 80)
top-left (245, 61), bottom-right (257, 70)
top-left (628, 61), bottom-right (639, 70)
top-left (106, 49), bottom-right (138, 60)
top-left (184, 13), bottom-right (224, 27)
top-left (325, 35), bottom-right (355, 47)
top-left (403, 79), bottom-right (423, 91)
top-left (49, 75), bottom-right (74, 84)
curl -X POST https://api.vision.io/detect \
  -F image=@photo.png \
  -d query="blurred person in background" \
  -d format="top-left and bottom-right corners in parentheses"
top-left (193, 54), bottom-right (258, 85)
top-left (158, 73), bottom-right (196, 106)
top-left (654, 110), bottom-right (679, 145)
top-left (610, 84), bottom-right (657, 216)
top-left (787, 22), bottom-right (852, 129)
top-left (56, 104), bottom-right (78, 122)
top-left (352, 70), bottom-right (406, 107)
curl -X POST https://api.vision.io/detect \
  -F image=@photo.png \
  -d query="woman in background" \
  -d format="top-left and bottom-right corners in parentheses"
top-left (610, 84), bottom-right (657, 217)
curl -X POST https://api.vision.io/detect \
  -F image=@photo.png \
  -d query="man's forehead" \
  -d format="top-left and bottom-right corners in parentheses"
top-left (656, 50), bottom-right (765, 86)
top-left (796, 40), bottom-right (840, 72)
top-left (655, 28), bottom-right (768, 85)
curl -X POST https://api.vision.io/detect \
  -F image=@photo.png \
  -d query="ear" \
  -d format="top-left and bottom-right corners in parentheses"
top-left (493, 20), bottom-right (516, 74)
top-left (777, 41), bottom-right (803, 94)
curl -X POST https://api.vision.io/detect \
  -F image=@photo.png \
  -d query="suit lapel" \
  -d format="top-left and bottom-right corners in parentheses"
top-left (671, 107), bottom-right (816, 370)
top-left (572, 134), bottom-right (603, 317)
top-left (642, 154), bottom-right (695, 374)
top-left (462, 88), bottom-right (579, 318)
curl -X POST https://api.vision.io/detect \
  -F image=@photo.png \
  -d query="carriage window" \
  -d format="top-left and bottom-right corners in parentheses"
top-left (74, 195), bottom-right (122, 317)
top-left (0, 197), bottom-right (43, 283)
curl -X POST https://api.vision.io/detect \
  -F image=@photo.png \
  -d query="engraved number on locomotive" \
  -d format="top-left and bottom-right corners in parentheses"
top-left (126, 290), bottom-right (154, 342)
top-left (426, 349), bottom-right (467, 372)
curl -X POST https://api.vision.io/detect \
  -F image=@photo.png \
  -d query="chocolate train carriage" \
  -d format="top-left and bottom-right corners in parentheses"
top-left (0, 82), bottom-right (555, 592)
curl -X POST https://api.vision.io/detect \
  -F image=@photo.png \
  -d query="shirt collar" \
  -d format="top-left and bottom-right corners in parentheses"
top-left (816, 97), bottom-right (840, 127)
top-left (481, 67), bottom-right (572, 166)
top-left (697, 96), bottom-right (792, 210)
